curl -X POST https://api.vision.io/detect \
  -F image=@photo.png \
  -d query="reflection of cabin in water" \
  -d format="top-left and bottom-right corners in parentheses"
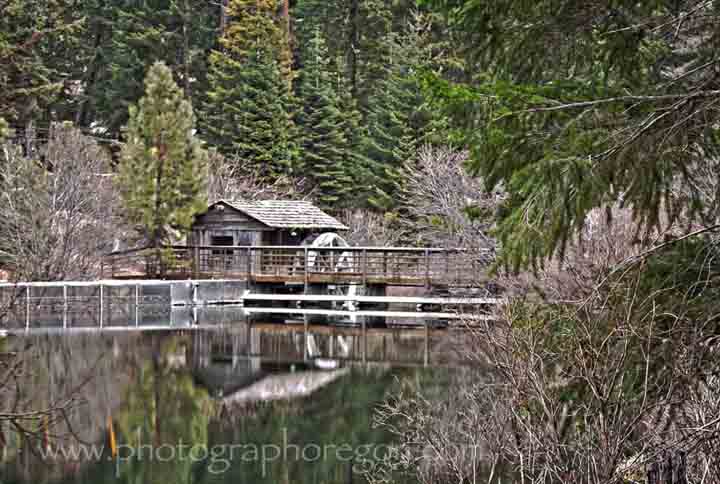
top-left (188, 200), bottom-right (348, 247)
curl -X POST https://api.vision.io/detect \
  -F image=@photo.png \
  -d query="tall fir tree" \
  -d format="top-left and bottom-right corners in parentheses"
top-left (361, 16), bottom-right (449, 210)
top-left (296, 29), bottom-right (355, 208)
top-left (292, 0), bottom-right (394, 108)
top-left (218, 0), bottom-right (293, 83)
top-left (294, 0), bottom-right (347, 77)
top-left (89, 0), bottom-right (217, 138)
top-left (0, 0), bottom-right (84, 143)
top-left (118, 62), bottom-right (208, 250)
top-left (200, 0), bottom-right (298, 178)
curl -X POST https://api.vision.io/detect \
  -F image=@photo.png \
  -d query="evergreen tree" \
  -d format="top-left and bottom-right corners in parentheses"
top-left (423, 1), bottom-right (720, 270)
top-left (118, 62), bottom-right (208, 250)
top-left (360, 17), bottom-right (449, 210)
top-left (201, 49), bottom-right (297, 179)
top-left (200, 0), bottom-right (298, 178)
top-left (293, 0), bottom-right (394, 108)
top-left (219, 0), bottom-right (293, 83)
top-left (339, 89), bottom-right (375, 208)
top-left (90, 0), bottom-right (217, 138)
top-left (0, 0), bottom-right (84, 139)
top-left (294, 0), bottom-right (347, 76)
top-left (296, 29), bottom-right (355, 208)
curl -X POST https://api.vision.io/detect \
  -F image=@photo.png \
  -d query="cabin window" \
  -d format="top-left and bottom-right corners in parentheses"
top-left (211, 235), bottom-right (234, 246)
top-left (211, 235), bottom-right (234, 256)
top-left (235, 232), bottom-right (254, 246)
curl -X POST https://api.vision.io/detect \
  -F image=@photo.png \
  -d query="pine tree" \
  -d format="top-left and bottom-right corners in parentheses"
top-left (296, 29), bottom-right (355, 208)
top-left (118, 62), bottom-right (208, 251)
top-left (294, 0), bottom-right (347, 76)
top-left (293, 0), bottom-right (394, 107)
top-left (200, 0), bottom-right (298, 178)
top-left (339, 89), bottom-right (375, 209)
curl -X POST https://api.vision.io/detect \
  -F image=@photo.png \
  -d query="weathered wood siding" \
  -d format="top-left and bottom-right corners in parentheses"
top-left (190, 201), bottom-right (322, 248)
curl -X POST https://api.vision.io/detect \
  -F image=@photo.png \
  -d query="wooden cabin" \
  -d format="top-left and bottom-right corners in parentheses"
top-left (188, 200), bottom-right (348, 247)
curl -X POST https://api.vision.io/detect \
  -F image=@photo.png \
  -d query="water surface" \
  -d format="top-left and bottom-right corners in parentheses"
top-left (1, 326), bottom-right (454, 484)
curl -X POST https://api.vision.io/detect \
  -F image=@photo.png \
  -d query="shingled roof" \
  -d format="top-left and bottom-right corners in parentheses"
top-left (219, 200), bottom-right (348, 230)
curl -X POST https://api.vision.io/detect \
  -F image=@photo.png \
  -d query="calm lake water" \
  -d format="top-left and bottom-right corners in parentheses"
top-left (0, 324), bottom-right (459, 484)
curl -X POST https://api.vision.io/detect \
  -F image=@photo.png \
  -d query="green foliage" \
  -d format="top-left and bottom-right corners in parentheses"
top-left (89, 0), bottom-right (217, 136)
top-left (201, 48), bottom-right (298, 178)
top-left (0, 0), bottom-right (468, 216)
top-left (294, 0), bottom-right (348, 74)
top-left (0, 0), bottom-right (84, 129)
top-left (221, 0), bottom-right (293, 81)
top-left (118, 62), bottom-right (208, 247)
top-left (421, 0), bottom-right (720, 270)
top-left (296, 29), bottom-right (357, 208)
top-left (0, 118), bottom-right (9, 141)
top-left (200, 0), bottom-right (298, 178)
top-left (360, 16), bottom-right (452, 210)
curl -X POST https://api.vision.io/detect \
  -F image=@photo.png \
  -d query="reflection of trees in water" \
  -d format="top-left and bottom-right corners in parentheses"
top-left (0, 333), bottom-right (148, 482)
top-left (1, 330), bottom-right (446, 484)
top-left (204, 368), bottom-right (420, 484)
top-left (114, 335), bottom-right (211, 484)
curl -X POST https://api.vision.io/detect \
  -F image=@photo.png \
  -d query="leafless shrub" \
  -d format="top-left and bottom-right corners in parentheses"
top-left (338, 210), bottom-right (403, 246)
top-left (401, 145), bottom-right (504, 250)
top-left (369, 366), bottom-right (512, 484)
top-left (499, 204), bottom-right (689, 303)
top-left (370, 229), bottom-right (720, 484)
top-left (207, 150), bottom-right (312, 203)
top-left (0, 123), bottom-right (118, 281)
top-left (0, 334), bottom-right (146, 480)
top-left (372, 273), bottom-right (720, 482)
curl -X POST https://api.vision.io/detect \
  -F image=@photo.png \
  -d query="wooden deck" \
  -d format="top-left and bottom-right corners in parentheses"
top-left (102, 245), bottom-right (492, 287)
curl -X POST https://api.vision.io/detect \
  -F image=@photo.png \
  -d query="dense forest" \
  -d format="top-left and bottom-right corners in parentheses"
top-left (0, 0), bottom-right (462, 211)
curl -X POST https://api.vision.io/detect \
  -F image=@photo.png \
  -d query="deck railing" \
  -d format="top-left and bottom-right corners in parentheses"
top-left (102, 245), bottom-right (492, 286)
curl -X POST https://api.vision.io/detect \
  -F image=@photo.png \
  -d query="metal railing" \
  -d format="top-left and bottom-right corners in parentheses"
top-left (102, 245), bottom-right (492, 286)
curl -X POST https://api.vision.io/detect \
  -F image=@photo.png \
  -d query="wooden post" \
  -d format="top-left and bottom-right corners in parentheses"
top-left (362, 316), bottom-right (367, 365)
top-left (303, 316), bottom-right (309, 362)
top-left (362, 249), bottom-right (368, 285)
top-left (424, 319), bottom-right (429, 367)
top-left (246, 247), bottom-right (252, 281)
top-left (135, 284), bottom-right (140, 327)
top-left (193, 246), bottom-right (200, 278)
top-left (99, 284), bottom-right (104, 329)
top-left (25, 287), bottom-right (30, 332)
top-left (445, 251), bottom-right (450, 284)
top-left (63, 284), bottom-right (68, 329)
top-left (424, 249), bottom-right (431, 288)
top-left (304, 247), bottom-right (310, 289)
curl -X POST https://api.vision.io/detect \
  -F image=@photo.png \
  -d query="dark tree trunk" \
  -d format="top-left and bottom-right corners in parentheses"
top-left (347, 0), bottom-right (359, 99)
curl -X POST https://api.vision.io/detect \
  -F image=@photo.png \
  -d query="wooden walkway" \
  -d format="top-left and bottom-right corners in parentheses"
top-left (102, 245), bottom-right (492, 287)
